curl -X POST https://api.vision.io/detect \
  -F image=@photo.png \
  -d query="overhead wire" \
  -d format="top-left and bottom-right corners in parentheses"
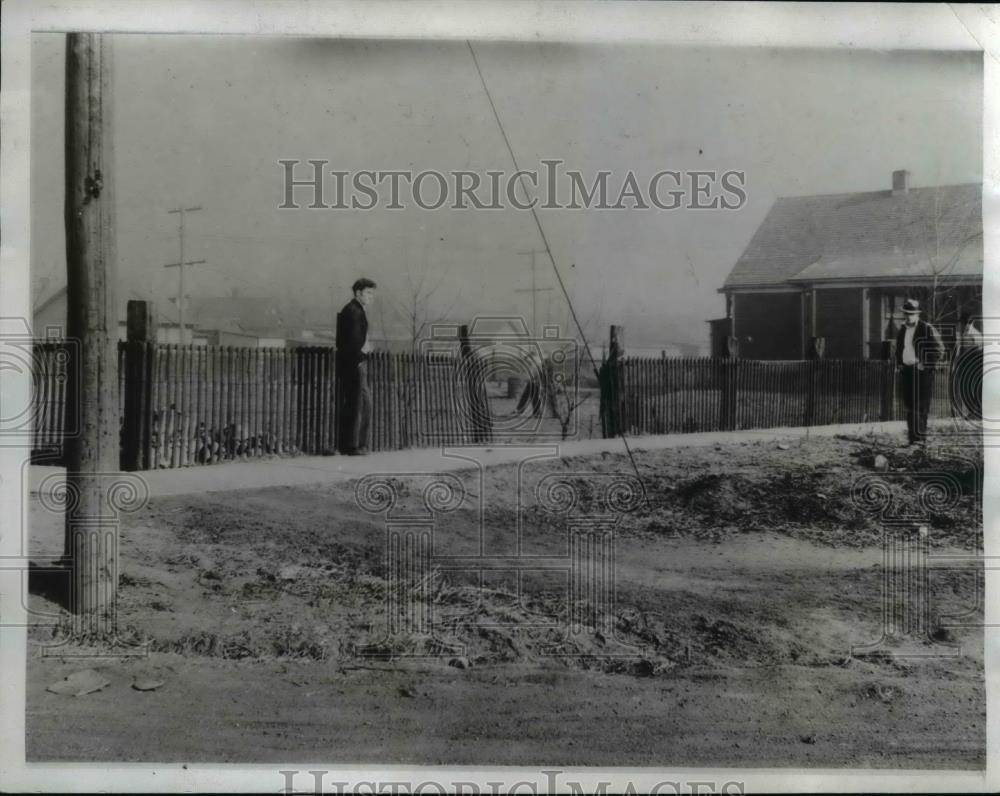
top-left (466, 40), bottom-right (646, 491)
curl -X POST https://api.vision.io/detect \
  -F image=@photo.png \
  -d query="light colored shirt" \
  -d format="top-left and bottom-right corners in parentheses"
top-left (902, 324), bottom-right (917, 366)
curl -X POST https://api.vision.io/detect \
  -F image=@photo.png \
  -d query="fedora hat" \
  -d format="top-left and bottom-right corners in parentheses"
top-left (901, 298), bottom-right (921, 315)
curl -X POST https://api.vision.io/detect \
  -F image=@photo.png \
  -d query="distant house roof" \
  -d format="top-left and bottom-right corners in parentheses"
top-left (186, 296), bottom-right (285, 334)
top-left (464, 317), bottom-right (535, 337)
top-left (32, 285), bottom-right (181, 327)
top-left (723, 182), bottom-right (982, 290)
top-left (32, 285), bottom-right (66, 317)
top-left (32, 285), bottom-right (350, 342)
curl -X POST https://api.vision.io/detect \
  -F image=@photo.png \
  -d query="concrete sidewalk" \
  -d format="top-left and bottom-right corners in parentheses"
top-left (29, 420), bottom-right (915, 499)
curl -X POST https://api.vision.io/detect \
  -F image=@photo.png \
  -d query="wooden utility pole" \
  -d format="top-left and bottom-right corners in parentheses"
top-left (164, 206), bottom-right (205, 343)
top-left (515, 249), bottom-right (553, 336)
top-left (63, 32), bottom-right (119, 630)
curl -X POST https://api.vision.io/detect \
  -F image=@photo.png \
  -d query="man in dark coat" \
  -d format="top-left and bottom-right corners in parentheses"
top-left (336, 278), bottom-right (376, 455)
top-left (895, 298), bottom-right (945, 445)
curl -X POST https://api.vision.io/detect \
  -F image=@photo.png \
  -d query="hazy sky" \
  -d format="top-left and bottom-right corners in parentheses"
top-left (31, 35), bottom-right (982, 346)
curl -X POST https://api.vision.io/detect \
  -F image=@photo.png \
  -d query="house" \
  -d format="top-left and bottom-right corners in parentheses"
top-left (32, 284), bottom-right (70, 338)
top-left (188, 295), bottom-right (344, 347)
top-left (32, 285), bottom-right (210, 344)
top-left (184, 294), bottom-right (284, 337)
top-left (198, 326), bottom-right (262, 347)
top-left (706, 317), bottom-right (734, 358)
top-left (31, 286), bottom-right (316, 347)
top-left (715, 171), bottom-right (982, 360)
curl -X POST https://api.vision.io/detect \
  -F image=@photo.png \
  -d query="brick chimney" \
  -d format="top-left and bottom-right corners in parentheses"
top-left (892, 169), bottom-right (910, 196)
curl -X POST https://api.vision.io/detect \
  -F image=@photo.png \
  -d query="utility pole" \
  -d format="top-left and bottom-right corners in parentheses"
top-left (515, 249), bottom-right (553, 336)
top-left (164, 206), bottom-right (205, 343)
top-left (168, 293), bottom-right (191, 325)
top-left (63, 32), bottom-right (119, 630)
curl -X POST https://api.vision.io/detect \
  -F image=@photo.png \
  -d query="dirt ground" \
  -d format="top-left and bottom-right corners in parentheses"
top-left (24, 429), bottom-right (985, 767)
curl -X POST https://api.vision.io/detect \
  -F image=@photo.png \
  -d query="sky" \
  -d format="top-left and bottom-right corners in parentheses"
top-left (31, 35), bottom-right (983, 348)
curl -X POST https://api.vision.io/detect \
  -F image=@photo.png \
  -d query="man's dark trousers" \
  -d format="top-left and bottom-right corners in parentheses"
top-left (900, 364), bottom-right (933, 443)
top-left (336, 297), bottom-right (371, 453)
top-left (338, 359), bottom-right (371, 453)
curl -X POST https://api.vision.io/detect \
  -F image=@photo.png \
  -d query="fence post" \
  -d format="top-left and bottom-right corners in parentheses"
top-left (599, 325), bottom-right (626, 437)
top-left (719, 336), bottom-right (739, 431)
top-left (459, 324), bottom-right (491, 443)
top-left (121, 300), bottom-right (156, 470)
top-left (806, 336), bottom-right (825, 426)
top-left (880, 339), bottom-right (897, 422)
top-left (324, 345), bottom-right (336, 454)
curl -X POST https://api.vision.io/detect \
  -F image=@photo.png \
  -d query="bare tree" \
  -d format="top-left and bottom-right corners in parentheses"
top-left (385, 264), bottom-right (465, 353)
top-left (896, 184), bottom-right (982, 330)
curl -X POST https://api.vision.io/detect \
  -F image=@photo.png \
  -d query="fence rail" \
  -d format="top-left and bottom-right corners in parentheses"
top-left (30, 341), bottom-right (963, 470)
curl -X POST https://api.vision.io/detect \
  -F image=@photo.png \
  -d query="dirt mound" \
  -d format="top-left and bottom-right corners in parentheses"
top-left (629, 469), bottom-right (878, 545)
top-left (334, 575), bottom-right (814, 674)
top-left (674, 473), bottom-right (753, 519)
top-left (626, 441), bottom-right (980, 548)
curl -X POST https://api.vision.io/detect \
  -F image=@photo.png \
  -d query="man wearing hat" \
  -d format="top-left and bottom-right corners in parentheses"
top-left (895, 298), bottom-right (945, 445)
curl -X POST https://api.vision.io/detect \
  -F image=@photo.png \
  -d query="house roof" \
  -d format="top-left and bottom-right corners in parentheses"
top-left (185, 296), bottom-right (286, 334)
top-left (789, 247), bottom-right (982, 284)
top-left (32, 284), bottom-right (182, 327)
top-left (32, 284), bottom-right (65, 317)
top-left (465, 317), bottom-right (534, 337)
top-left (723, 182), bottom-right (982, 289)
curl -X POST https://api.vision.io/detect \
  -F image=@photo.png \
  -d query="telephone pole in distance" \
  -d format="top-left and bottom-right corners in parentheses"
top-left (164, 205), bottom-right (205, 343)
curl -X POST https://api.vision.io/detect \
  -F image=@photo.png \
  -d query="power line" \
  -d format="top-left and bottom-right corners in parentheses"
top-left (465, 42), bottom-right (601, 380)
top-left (466, 40), bottom-right (645, 489)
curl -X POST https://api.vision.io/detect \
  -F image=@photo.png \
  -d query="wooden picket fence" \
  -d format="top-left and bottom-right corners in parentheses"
top-left (30, 341), bottom-right (966, 469)
top-left (31, 341), bottom-right (72, 455)
top-left (599, 356), bottom-right (956, 436)
top-left (30, 342), bottom-right (479, 469)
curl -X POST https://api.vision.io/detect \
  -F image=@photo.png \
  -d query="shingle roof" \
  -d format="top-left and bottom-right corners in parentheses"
top-left (723, 183), bottom-right (982, 289)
